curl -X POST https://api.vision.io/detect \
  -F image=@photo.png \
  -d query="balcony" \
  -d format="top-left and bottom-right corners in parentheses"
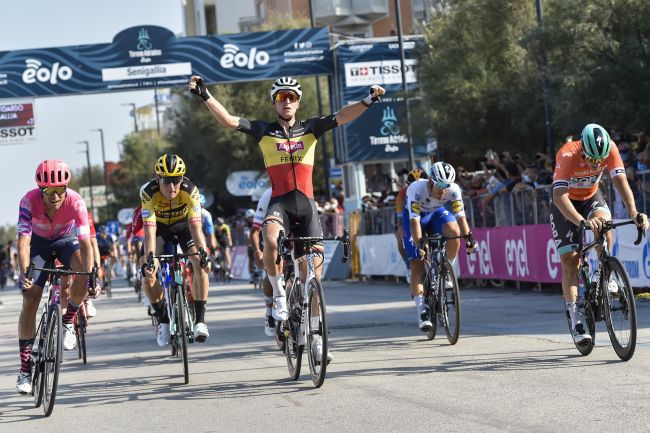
top-left (313, 0), bottom-right (388, 27)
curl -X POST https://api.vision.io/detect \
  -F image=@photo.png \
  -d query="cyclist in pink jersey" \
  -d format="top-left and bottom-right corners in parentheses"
top-left (15, 160), bottom-right (94, 396)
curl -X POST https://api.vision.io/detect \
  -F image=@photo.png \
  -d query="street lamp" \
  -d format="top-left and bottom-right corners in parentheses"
top-left (91, 128), bottom-right (108, 187)
top-left (78, 140), bottom-right (94, 216)
top-left (121, 103), bottom-right (138, 132)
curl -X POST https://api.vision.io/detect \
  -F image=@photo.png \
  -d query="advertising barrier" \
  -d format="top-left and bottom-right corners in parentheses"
top-left (358, 222), bottom-right (650, 288)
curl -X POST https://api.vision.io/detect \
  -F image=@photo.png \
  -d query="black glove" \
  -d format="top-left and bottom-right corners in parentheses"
top-left (198, 247), bottom-right (209, 268)
top-left (191, 77), bottom-right (211, 101)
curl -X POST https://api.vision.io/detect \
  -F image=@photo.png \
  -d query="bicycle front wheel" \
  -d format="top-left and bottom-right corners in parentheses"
top-left (43, 305), bottom-right (62, 417)
top-left (306, 279), bottom-right (328, 388)
top-left (441, 260), bottom-right (461, 345)
top-left (603, 257), bottom-right (637, 361)
top-left (32, 313), bottom-right (47, 408)
top-left (175, 285), bottom-right (190, 383)
top-left (285, 277), bottom-right (303, 380)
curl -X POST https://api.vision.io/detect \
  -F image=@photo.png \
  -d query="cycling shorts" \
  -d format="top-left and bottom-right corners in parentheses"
top-left (550, 189), bottom-right (610, 256)
top-left (266, 190), bottom-right (323, 257)
top-left (139, 220), bottom-right (195, 257)
top-left (402, 206), bottom-right (456, 261)
top-left (27, 234), bottom-right (80, 289)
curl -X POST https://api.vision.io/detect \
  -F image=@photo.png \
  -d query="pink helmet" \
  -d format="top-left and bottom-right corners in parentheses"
top-left (35, 159), bottom-right (71, 187)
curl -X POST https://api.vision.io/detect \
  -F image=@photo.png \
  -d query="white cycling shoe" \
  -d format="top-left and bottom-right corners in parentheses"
top-left (157, 323), bottom-right (170, 346)
top-left (194, 322), bottom-right (209, 342)
top-left (85, 299), bottom-right (97, 318)
top-left (272, 296), bottom-right (289, 321)
top-left (264, 316), bottom-right (276, 337)
top-left (63, 323), bottom-right (77, 351)
top-left (311, 337), bottom-right (333, 365)
top-left (16, 371), bottom-right (32, 395)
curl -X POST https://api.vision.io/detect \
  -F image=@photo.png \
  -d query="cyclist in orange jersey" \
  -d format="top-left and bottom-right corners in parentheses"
top-left (551, 123), bottom-right (648, 345)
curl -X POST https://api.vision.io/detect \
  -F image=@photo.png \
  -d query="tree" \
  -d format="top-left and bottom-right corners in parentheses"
top-left (416, 0), bottom-right (545, 165)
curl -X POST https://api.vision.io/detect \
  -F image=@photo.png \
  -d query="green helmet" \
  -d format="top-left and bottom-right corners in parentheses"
top-left (581, 123), bottom-right (611, 159)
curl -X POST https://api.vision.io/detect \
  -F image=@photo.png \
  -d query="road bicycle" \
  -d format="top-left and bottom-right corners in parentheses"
top-left (147, 249), bottom-right (206, 384)
top-left (568, 218), bottom-right (643, 361)
top-left (27, 256), bottom-right (97, 416)
top-left (100, 255), bottom-right (112, 299)
top-left (276, 229), bottom-right (350, 388)
top-left (251, 263), bottom-right (263, 290)
top-left (420, 233), bottom-right (469, 345)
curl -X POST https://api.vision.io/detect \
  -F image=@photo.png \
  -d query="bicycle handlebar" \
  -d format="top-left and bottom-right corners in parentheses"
top-left (577, 218), bottom-right (645, 254)
top-left (26, 264), bottom-right (98, 287)
top-left (275, 229), bottom-right (351, 264)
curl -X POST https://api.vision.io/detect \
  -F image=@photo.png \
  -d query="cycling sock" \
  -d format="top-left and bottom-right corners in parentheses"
top-left (268, 274), bottom-right (286, 298)
top-left (19, 338), bottom-right (34, 373)
top-left (264, 296), bottom-right (273, 316)
top-left (63, 301), bottom-right (80, 325)
top-left (152, 300), bottom-right (169, 324)
top-left (566, 301), bottom-right (579, 328)
top-left (194, 300), bottom-right (206, 324)
top-left (414, 295), bottom-right (425, 316)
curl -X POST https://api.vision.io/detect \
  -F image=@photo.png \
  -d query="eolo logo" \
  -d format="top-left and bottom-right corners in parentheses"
top-left (22, 59), bottom-right (73, 85)
top-left (220, 44), bottom-right (270, 70)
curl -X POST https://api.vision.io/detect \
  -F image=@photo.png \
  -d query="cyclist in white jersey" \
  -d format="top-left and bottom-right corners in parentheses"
top-left (249, 188), bottom-right (277, 336)
top-left (403, 162), bottom-right (477, 332)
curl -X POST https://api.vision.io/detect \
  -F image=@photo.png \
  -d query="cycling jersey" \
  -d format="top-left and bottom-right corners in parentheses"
top-left (87, 210), bottom-right (96, 239)
top-left (253, 188), bottom-right (272, 231)
top-left (404, 180), bottom-right (465, 222)
top-left (97, 233), bottom-right (114, 256)
top-left (140, 177), bottom-right (201, 226)
top-left (237, 115), bottom-right (338, 199)
top-left (395, 187), bottom-right (407, 218)
top-left (18, 188), bottom-right (90, 241)
top-left (553, 140), bottom-right (625, 201)
top-left (217, 223), bottom-right (232, 247)
top-left (129, 206), bottom-right (144, 238)
top-left (201, 208), bottom-right (215, 236)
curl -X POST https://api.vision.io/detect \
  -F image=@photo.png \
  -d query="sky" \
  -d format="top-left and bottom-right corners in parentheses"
top-left (0, 0), bottom-right (185, 225)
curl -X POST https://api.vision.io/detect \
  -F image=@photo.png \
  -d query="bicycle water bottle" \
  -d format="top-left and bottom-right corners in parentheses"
top-left (578, 282), bottom-right (585, 298)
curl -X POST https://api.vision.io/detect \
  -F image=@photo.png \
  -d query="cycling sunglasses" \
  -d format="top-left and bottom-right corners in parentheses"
top-left (159, 176), bottom-right (183, 185)
top-left (582, 152), bottom-right (605, 166)
top-left (40, 186), bottom-right (66, 196)
top-left (430, 178), bottom-right (451, 190)
top-left (274, 91), bottom-right (300, 103)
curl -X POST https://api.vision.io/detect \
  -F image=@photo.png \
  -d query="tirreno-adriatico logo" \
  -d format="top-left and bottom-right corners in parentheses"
top-left (129, 28), bottom-right (162, 63)
top-left (368, 106), bottom-right (406, 153)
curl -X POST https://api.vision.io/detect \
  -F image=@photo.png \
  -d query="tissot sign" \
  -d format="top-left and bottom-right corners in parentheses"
top-left (335, 39), bottom-right (427, 162)
top-left (0, 26), bottom-right (332, 98)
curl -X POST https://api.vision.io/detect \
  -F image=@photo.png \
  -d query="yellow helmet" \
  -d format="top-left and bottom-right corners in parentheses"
top-left (155, 153), bottom-right (186, 177)
top-left (406, 168), bottom-right (427, 185)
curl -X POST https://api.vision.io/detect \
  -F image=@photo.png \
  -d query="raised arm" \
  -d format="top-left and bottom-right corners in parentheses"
top-left (189, 75), bottom-right (239, 129)
top-left (335, 85), bottom-right (385, 126)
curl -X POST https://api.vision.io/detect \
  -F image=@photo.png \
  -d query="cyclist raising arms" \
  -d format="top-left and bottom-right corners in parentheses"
top-left (403, 162), bottom-right (477, 332)
top-left (16, 160), bottom-right (93, 394)
top-left (190, 75), bottom-right (384, 321)
top-left (551, 123), bottom-right (648, 344)
top-left (140, 154), bottom-right (211, 346)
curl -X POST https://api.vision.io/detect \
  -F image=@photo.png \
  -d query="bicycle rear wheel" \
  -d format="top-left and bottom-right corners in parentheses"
top-left (306, 279), bottom-right (328, 388)
top-left (285, 277), bottom-right (303, 380)
top-left (424, 271), bottom-right (437, 341)
top-left (603, 257), bottom-right (637, 361)
top-left (441, 260), bottom-right (461, 345)
top-left (75, 310), bottom-right (87, 364)
top-left (43, 305), bottom-right (62, 417)
top-left (32, 313), bottom-right (46, 408)
top-left (175, 285), bottom-right (190, 383)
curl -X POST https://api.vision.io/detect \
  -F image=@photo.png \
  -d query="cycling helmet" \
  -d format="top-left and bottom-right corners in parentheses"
top-left (155, 153), bottom-right (186, 177)
top-left (430, 161), bottom-right (456, 185)
top-left (406, 168), bottom-right (428, 185)
top-left (245, 209), bottom-right (255, 219)
top-left (35, 159), bottom-right (71, 187)
top-left (581, 123), bottom-right (611, 160)
top-left (270, 77), bottom-right (302, 100)
top-left (199, 194), bottom-right (206, 206)
top-left (216, 217), bottom-right (225, 226)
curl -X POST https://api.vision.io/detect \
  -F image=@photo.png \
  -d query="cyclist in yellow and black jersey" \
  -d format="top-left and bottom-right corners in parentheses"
top-left (140, 154), bottom-right (211, 346)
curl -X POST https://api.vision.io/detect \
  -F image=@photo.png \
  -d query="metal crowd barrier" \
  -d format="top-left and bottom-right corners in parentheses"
top-left (358, 169), bottom-right (650, 234)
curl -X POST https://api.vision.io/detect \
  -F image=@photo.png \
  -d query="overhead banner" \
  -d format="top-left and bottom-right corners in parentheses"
top-left (0, 100), bottom-right (35, 145)
top-left (225, 170), bottom-right (270, 197)
top-left (335, 39), bottom-right (428, 162)
top-left (0, 26), bottom-right (332, 98)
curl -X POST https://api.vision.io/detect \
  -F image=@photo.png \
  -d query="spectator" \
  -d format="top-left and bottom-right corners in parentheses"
top-left (367, 163), bottom-right (391, 193)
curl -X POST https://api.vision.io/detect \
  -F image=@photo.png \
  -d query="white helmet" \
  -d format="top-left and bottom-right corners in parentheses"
top-left (430, 161), bottom-right (456, 186)
top-left (270, 77), bottom-right (302, 100)
top-left (245, 208), bottom-right (255, 219)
